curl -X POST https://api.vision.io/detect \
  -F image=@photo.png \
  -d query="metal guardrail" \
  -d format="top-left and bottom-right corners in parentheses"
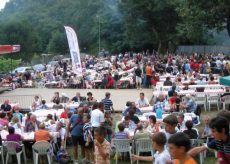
top-left (0, 94), bottom-right (42, 109)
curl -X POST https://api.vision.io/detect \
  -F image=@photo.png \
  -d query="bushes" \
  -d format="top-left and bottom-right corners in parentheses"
top-left (0, 58), bottom-right (21, 73)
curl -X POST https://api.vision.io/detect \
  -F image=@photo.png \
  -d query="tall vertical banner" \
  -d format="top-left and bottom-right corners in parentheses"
top-left (64, 26), bottom-right (82, 75)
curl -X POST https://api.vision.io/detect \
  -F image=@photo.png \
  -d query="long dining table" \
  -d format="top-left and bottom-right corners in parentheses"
top-left (0, 129), bottom-right (59, 141)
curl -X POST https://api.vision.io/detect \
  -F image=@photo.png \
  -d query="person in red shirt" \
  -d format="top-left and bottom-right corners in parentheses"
top-left (194, 62), bottom-right (200, 72)
top-left (60, 106), bottom-right (70, 119)
top-left (106, 73), bottom-right (114, 89)
top-left (190, 61), bottom-right (195, 71)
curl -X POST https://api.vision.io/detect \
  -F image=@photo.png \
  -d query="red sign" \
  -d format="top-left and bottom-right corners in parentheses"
top-left (0, 45), bottom-right (21, 54)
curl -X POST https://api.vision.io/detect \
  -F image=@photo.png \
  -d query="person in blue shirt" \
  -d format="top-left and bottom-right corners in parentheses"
top-left (181, 94), bottom-right (197, 113)
top-left (196, 77), bottom-right (206, 85)
top-left (123, 102), bottom-right (142, 116)
top-left (12, 106), bottom-right (23, 123)
top-left (38, 100), bottom-right (48, 110)
top-left (71, 92), bottom-right (85, 103)
top-left (185, 61), bottom-right (191, 73)
top-left (67, 107), bottom-right (85, 163)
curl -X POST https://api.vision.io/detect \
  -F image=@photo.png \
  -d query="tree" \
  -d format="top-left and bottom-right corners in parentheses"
top-left (0, 20), bottom-right (42, 62)
top-left (48, 30), bottom-right (69, 54)
top-left (173, 0), bottom-right (230, 40)
top-left (119, 0), bottom-right (179, 53)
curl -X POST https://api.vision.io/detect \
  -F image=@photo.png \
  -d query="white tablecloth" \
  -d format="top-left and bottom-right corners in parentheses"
top-left (46, 102), bottom-right (79, 109)
top-left (153, 89), bottom-right (225, 96)
top-left (140, 105), bottom-right (170, 113)
top-left (0, 130), bottom-right (59, 141)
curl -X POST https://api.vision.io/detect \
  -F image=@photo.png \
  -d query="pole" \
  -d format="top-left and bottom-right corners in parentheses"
top-left (11, 45), bottom-right (13, 76)
top-left (98, 16), bottom-right (101, 53)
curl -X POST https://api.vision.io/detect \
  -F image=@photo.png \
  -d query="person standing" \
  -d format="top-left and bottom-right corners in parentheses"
top-left (145, 63), bottom-right (153, 88)
top-left (135, 65), bottom-right (142, 89)
top-left (102, 92), bottom-right (114, 113)
top-left (68, 107), bottom-right (85, 164)
top-left (91, 102), bottom-right (105, 130)
top-left (94, 126), bottom-right (111, 164)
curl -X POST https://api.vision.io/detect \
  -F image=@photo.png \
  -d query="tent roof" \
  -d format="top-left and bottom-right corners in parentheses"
top-left (219, 76), bottom-right (230, 86)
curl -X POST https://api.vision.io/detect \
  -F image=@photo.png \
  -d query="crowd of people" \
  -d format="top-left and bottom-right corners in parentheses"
top-left (0, 52), bottom-right (229, 90)
top-left (0, 51), bottom-right (229, 164)
top-left (0, 86), bottom-right (229, 164)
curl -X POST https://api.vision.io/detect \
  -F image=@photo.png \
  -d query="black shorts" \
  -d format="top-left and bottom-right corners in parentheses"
top-left (71, 135), bottom-right (84, 146)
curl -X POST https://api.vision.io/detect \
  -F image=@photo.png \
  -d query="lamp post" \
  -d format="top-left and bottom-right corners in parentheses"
top-left (97, 15), bottom-right (101, 54)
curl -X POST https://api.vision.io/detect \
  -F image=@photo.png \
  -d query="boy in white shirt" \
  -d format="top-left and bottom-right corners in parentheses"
top-left (131, 132), bottom-right (171, 164)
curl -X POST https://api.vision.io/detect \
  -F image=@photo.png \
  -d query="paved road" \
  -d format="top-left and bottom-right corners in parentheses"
top-left (0, 88), bottom-right (153, 111)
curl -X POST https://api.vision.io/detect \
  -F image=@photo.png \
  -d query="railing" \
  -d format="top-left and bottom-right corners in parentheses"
top-left (0, 94), bottom-right (42, 109)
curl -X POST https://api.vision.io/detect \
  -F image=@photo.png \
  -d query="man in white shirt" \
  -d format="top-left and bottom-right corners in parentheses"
top-left (136, 92), bottom-right (149, 108)
top-left (49, 121), bottom-right (66, 148)
top-left (177, 113), bottom-right (186, 132)
top-left (216, 58), bottom-right (222, 69)
top-left (90, 102), bottom-right (105, 128)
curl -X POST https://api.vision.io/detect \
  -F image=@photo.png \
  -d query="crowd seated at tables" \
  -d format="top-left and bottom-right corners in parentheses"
top-left (1, 52), bottom-right (229, 91)
top-left (0, 88), bottom-right (228, 164)
top-left (0, 86), bottom-right (229, 163)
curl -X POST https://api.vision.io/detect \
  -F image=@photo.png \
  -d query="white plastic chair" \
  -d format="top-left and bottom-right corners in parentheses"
top-left (3, 141), bottom-right (27, 164)
top-left (32, 141), bottom-right (53, 164)
top-left (190, 139), bottom-right (204, 164)
top-left (135, 138), bottom-right (154, 164)
top-left (181, 96), bottom-right (187, 103)
top-left (221, 95), bottom-right (230, 110)
top-left (113, 139), bottom-right (133, 164)
top-left (207, 94), bottom-right (220, 111)
top-left (195, 95), bottom-right (207, 111)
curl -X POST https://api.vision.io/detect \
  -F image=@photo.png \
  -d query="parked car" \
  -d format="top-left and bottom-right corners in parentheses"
top-left (48, 61), bottom-right (59, 67)
top-left (12, 67), bottom-right (33, 74)
top-left (33, 64), bottom-right (45, 72)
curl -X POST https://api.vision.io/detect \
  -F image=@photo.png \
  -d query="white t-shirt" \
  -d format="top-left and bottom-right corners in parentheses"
top-left (49, 125), bottom-right (66, 140)
top-left (161, 129), bottom-right (178, 140)
top-left (154, 149), bottom-right (171, 164)
top-left (90, 109), bottom-right (105, 127)
top-left (136, 98), bottom-right (149, 107)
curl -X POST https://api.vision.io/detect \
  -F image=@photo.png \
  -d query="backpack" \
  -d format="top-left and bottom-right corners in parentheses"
top-left (57, 149), bottom-right (71, 164)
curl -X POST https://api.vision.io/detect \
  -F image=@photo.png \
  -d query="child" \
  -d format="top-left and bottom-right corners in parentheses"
top-left (168, 132), bottom-right (197, 164)
top-left (12, 106), bottom-right (23, 123)
top-left (94, 126), bottom-right (111, 164)
top-left (114, 123), bottom-right (130, 139)
top-left (83, 114), bottom-right (94, 162)
top-left (183, 120), bottom-right (198, 139)
top-left (188, 116), bottom-right (230, 164)
top-left (131, 132), bottom-right (171, 164)
top-left (162, 114), bottom-right (178, 140)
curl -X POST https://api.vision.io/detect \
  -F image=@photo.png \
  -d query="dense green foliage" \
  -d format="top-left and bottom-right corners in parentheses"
top-left (0, 0), bottom-right (229, 61)
top-left (0, 58), bottom-right (21, 73)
